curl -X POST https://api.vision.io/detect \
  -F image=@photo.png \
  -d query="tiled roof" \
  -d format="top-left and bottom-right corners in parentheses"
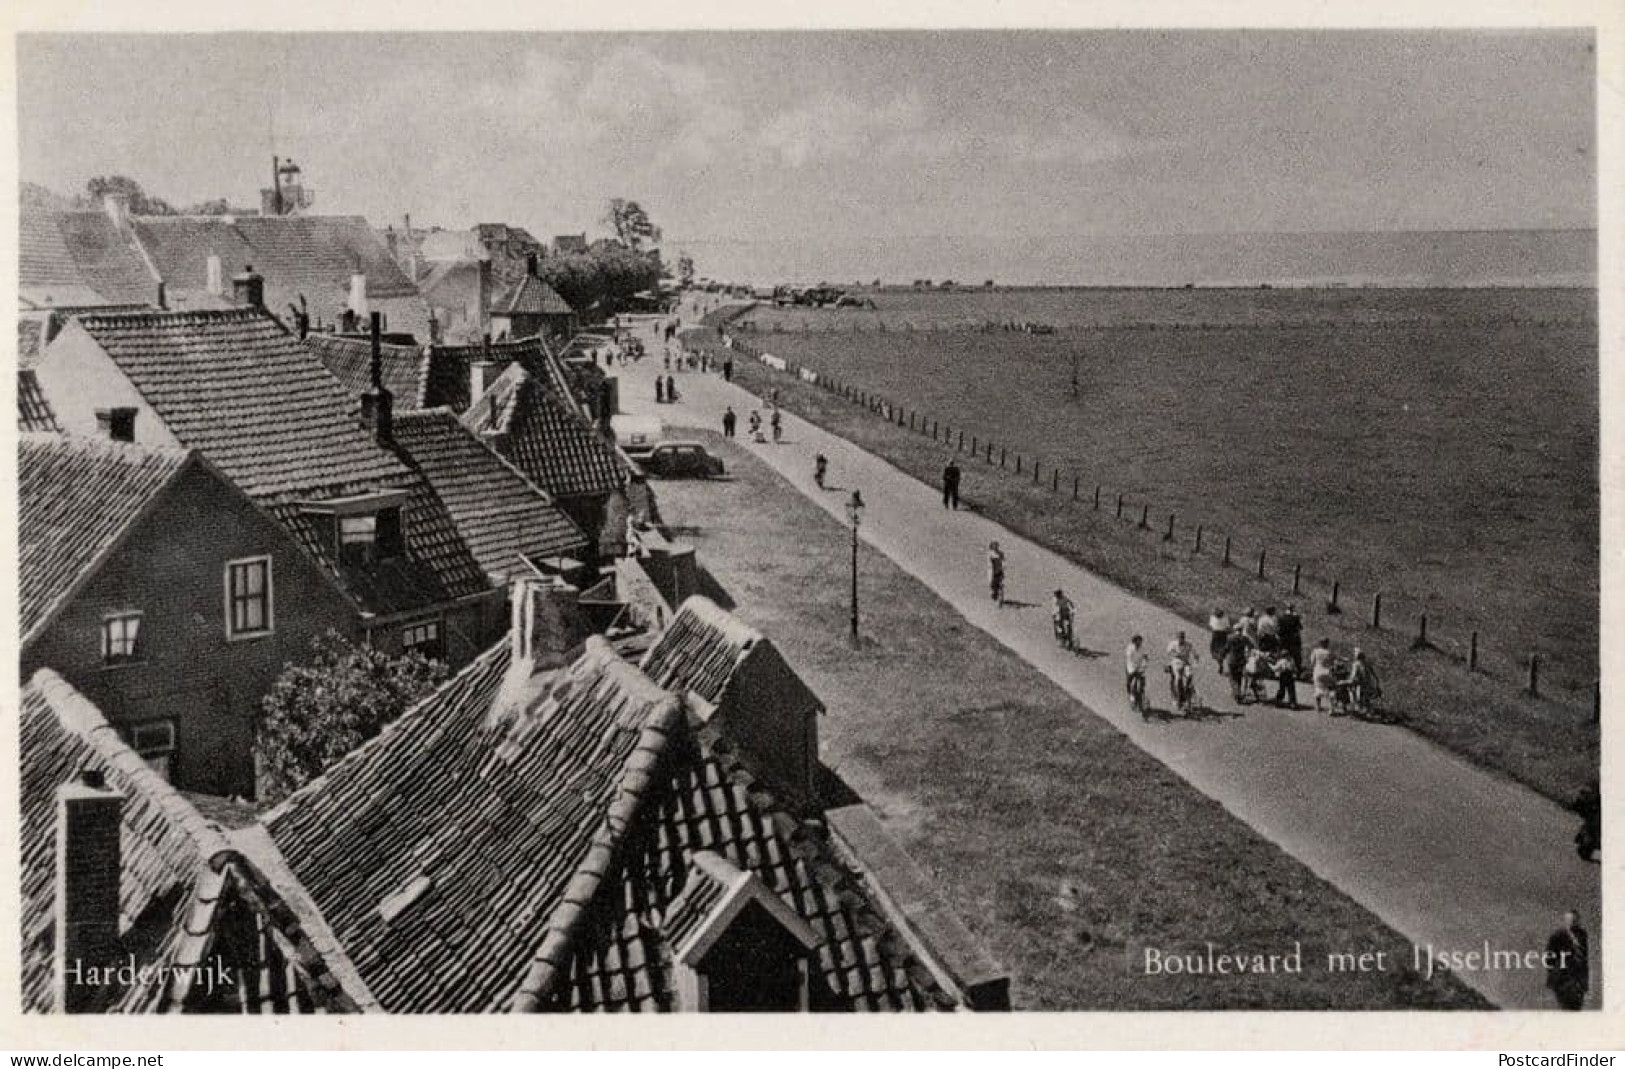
top-left (638, 596), bottom-right (765, 705)
top-left (305, 334), bottom-right (430, 409)
top-left (68, 309), bottom-right (490, 615)
top-left (263, 638), bottom-right (684, 1012)
top-left (18, 317), bottom-right (45, 367)
top-left (19, 435), bottom-right (192, 643)
top-left (498, 275), bottom-right (574, 317)
top-left (18, 370), bottom-right (60, 434)
top-left (20, 210), bottom-right (159, 306)
top-left (129, 215), bottom-right (434, 341)
top-left (20, 669), bottom-right (369, 1014)
top-left (391, 409), bottom-right (587, 582)
top-left (462, 364), bottom-right (626, 500)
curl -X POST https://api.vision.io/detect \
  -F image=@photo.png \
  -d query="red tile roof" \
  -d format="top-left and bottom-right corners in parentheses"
top-left (20, 210), bottom-right (159, 307)
top-left (19, 435), bottom-right (193, 643)
top-left (129, 215), bottom-right (434, 340)
top-left (20, 670), bottom-right (368, 1014)
top-left (67, 309), bottom-right (490, 615)
top-left (497, 275), bottom-right (574, 317)
top-left (17, 369), bottom-right (60, 434)
top-left (263, 638), bottom-right (683, 1012)
top-left (391, 409), bottom-right (587, 582)
top-left (462, 364), bottom-right (626, 500)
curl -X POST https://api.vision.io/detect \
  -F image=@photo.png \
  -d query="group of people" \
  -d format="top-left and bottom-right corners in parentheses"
top-left (1205, 605), bottom-right (1379, 715)
top-left (653, 374), bottom-right (680, 404)
top-left (720, 404), bottom-right (781, 444)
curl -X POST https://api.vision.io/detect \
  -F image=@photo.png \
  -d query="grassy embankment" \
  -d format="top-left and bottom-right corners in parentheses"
top-left (652, 433), bottom-right (1486, 1011)
top-left (699, 290), bottom-right (1598, 804)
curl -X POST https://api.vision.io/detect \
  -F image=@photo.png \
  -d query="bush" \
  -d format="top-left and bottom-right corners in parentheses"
top-left (257, 631), bottom-right (450, 804)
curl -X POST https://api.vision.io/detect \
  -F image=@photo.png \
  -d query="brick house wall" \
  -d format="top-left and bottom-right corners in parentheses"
top-left (22, 464), bottom-right (358, 799)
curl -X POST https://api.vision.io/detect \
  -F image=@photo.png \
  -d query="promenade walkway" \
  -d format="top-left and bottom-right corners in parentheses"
top-left (614, 311), bottom-right (1601, 1009)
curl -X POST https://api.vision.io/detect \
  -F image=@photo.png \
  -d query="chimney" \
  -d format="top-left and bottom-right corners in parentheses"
top-left (427, 312), bottom-right (442, 346)
top-left (55, 769), bottom-right (122, 1013)
top-left (508, 575), bottom-right (589, 674)
top-left (232, 265), bottom-right (265, 310)
top-left (206, 254), bottom-right (223, 296)
top-left (359, 312), bottom-right (393, 447)
top-left (477, 258), bottom-right (493, 339)
top-left (349, 274), bottom-right (369, 320)
top-left (470, 358), bottom-right (493, 403)
top-left (526, 252), bottom-right (539, 278)
top-left (101, 192), bottom-right (132, 236)
top-left (155, 281), bottom-right (167, 311)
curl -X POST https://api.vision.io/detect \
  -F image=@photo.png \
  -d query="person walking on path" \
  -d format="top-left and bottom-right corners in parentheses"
top-left (942, 458), bottom-right (962, 510)
top-left (723, 357), bottom-right (734, 382)
top-left (722, 407), bottom-right (737, 439)
top-left (987, 542), bottom-right (1006, 606)
top-left (1545, 910), bottom-right (1590, 1010)
top-left (1309, 638), bottom-right (1337, 712)
top-left (1257, 607), bottom-right (1280, 653)
top-left (665, 374), bottom-right (678, 404)
top-left (1208, 608), bottom-right (1232, 670)
top-left (1279, 604), bottom-right (1304, 669)
top-left (771, 408), bottom-right (783, 443)
top-left (655, 377), bottom-right (666, 404)
top-left (1272, 650), bottom-right (1299, 708)
top-left (1239, 607), bottom-right (1259, 643)
top-left (1223, 627), bottom-right (1253, 704)
top-left (814, 453), bottom-right (828, 489)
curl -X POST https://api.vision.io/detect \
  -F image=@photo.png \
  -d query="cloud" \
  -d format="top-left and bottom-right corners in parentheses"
top-left (758, 90), bottom-right (933, 167)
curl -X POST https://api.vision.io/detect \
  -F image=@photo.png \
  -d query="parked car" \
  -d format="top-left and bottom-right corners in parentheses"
top-left (611, 415), bottom-right (667, 460)
top-left (641, 441), bottom-right (725, 480)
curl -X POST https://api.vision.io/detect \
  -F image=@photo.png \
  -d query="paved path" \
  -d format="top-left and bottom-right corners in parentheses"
top-left (618, 311), bottom-right (1601, 1010)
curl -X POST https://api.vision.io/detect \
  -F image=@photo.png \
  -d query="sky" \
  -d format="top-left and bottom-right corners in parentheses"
top-left (17, 31), bottom-right (1596, 246)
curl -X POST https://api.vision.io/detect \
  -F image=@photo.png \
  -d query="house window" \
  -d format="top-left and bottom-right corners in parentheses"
top-left (128, 720), bottom-right (176, 780)
top-left (94, 407), bottom-right (138, 443)
top-left (401, 619), bottom-right (443, 660)
top-left (337, 507), bottom-right (404, 567)
top-left (225, 556), bottom-right (273, 639)
top-left (101, 611), bottom-right (144, 665)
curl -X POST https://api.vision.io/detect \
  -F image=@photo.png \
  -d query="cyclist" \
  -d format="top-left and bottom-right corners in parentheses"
top-left (1052, 589), bottom-right (1076, 651)
top-left (1126, 634), bottom-right (1150, 717)
top-left (1167, 630), bottom-right (1199, 713)
top-left (987, 542), bottom-right (1006, 606)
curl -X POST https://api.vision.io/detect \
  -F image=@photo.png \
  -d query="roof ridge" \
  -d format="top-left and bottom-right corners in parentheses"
top-left (508, 648), bottom-right (687, 1012)
top-left (19, 431), bottom-right (193, 465)
top-left (76, 307), bottom-right (269, 329)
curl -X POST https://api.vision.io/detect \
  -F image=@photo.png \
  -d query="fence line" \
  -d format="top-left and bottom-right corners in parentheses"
top-left (709, 329), bottom-right (1593, 709)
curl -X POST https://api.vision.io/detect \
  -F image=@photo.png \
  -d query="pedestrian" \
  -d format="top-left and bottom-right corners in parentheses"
top-left (1272, 650), bottom-right (1298, 708)
top-left (1309, 638), bottom-right (1336, 712)
top-left (1257, 606), bottom-right (1280, 653)
top-left (814, 453), bottom-right (828, 488)
top-left (1243, 645), bottom-right (1270, 704)
top-left (1279, 604), bottom-right (1304, 668)
top-left (655, 377), bottom-right (666, 404)
top-left (1223, 627), bottom-right (1252, 703)
top-left (987, 542), bottom-right (1006, 606)
top-left (770, 408), bottom-right (783, 443)
top-left (665, 374), bottom-right (678, 403)
top-left (942, 458), bottom-right (962, 510)
top-left (1546, 910), bottom-right (1590, 1010)
top-left (1239, 607), bottom-right (1259, 643)
top-left (722, 407), bottom-right (736, 438)
top-left (724, 358), bottom-right (734, 382)
top-left (1207, 607), bottom-right (1232, 669)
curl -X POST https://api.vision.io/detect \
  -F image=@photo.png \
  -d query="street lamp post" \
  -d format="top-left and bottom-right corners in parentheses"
top-left (846, 490), bottom-right (864, 643)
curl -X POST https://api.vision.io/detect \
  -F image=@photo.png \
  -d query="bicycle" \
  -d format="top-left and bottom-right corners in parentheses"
top-left (1167, 663), bottom-right (1199, 716)
top-left (1127, 671), bottom-right (1148, 718)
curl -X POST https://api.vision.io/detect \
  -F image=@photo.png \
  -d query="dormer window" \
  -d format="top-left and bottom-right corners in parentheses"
top-left (298, 490), bottom-right (409, 569)
top-left (668, 852), bottom-right (820, 1012)
top-left (94, 407), bottom-right (137, 443)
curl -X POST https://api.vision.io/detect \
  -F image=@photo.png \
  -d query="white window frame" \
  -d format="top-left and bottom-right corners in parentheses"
top-left (224, 555), bottom-right (275, 641)
top-left (100, 610), bottom-right (145, 666)
top-left (400, 617), bottom-right (444, 659)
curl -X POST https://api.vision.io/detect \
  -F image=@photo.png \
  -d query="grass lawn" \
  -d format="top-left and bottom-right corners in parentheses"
top-left (699, 295), bottom-right (1599, 806)
top-left (651, 432), bottom-right (1486, 1011)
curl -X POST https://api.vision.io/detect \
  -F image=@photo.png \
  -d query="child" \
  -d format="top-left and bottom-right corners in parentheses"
top-left (1244, 646), bottom-right (1270, 704)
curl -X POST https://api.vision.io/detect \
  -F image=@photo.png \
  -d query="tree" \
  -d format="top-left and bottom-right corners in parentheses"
top-left (83, 175), bottom-right (176, 216)
top-left (602, 198), bottom-right (662, 250)
top-left (677, 254), bottom-right (696, 287)
top-left (257, 631), bottom-right (449, 804)
top-left (185, 197), bottom-right (234, 216)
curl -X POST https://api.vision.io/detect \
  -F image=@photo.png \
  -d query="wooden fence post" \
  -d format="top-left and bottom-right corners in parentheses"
top-left (1329, 581), bottom-right (1341, 614)
top-left (1223, 536), bottom-right (1232, 566)
top-left (1094, 486), bottom-right (1101, 510)
top-left (1416, 614), bottom-right (1429, 647)
top-left (1000, 447), bottom-right (1007, 469)
top-left (1469, 630), bottom-right (1479, 671)
top-left (1165, 514), bottom-right (1175, 541)
top-left (1116, 494), bottom-right (1124, 519)
top-left (1073, 476), bottom-right (1079, 501)
top-left (1016, 455), bottom-right (1023, 474)
top-left (1195, 525), bottom-right (1203, 553)
top-left (1527, 654), bottom-right (1540, 697)
top-left (1052, 470), bottom-right (1059, 492)
top-left (1292, 564), bottom-right (1301, 595)
top-left (1139, 504), bottom-right (1149, 529)
top-left (1257, 549), bottom-right (1267, 579)
top-left (957, 430), bottom-right (964, 451)
top-left (1371, 593), bottom-right (1383, 630)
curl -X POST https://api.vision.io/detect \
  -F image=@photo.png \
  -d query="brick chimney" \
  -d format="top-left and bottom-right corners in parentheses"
top-left (232, 265), bottom-right (265, 310)
top-left (55, 769), bottom-right (122, 1013)
top-left (206, 254), bottom-right (223, 296)
top-left (359, 312), bottom-right (393, 447)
